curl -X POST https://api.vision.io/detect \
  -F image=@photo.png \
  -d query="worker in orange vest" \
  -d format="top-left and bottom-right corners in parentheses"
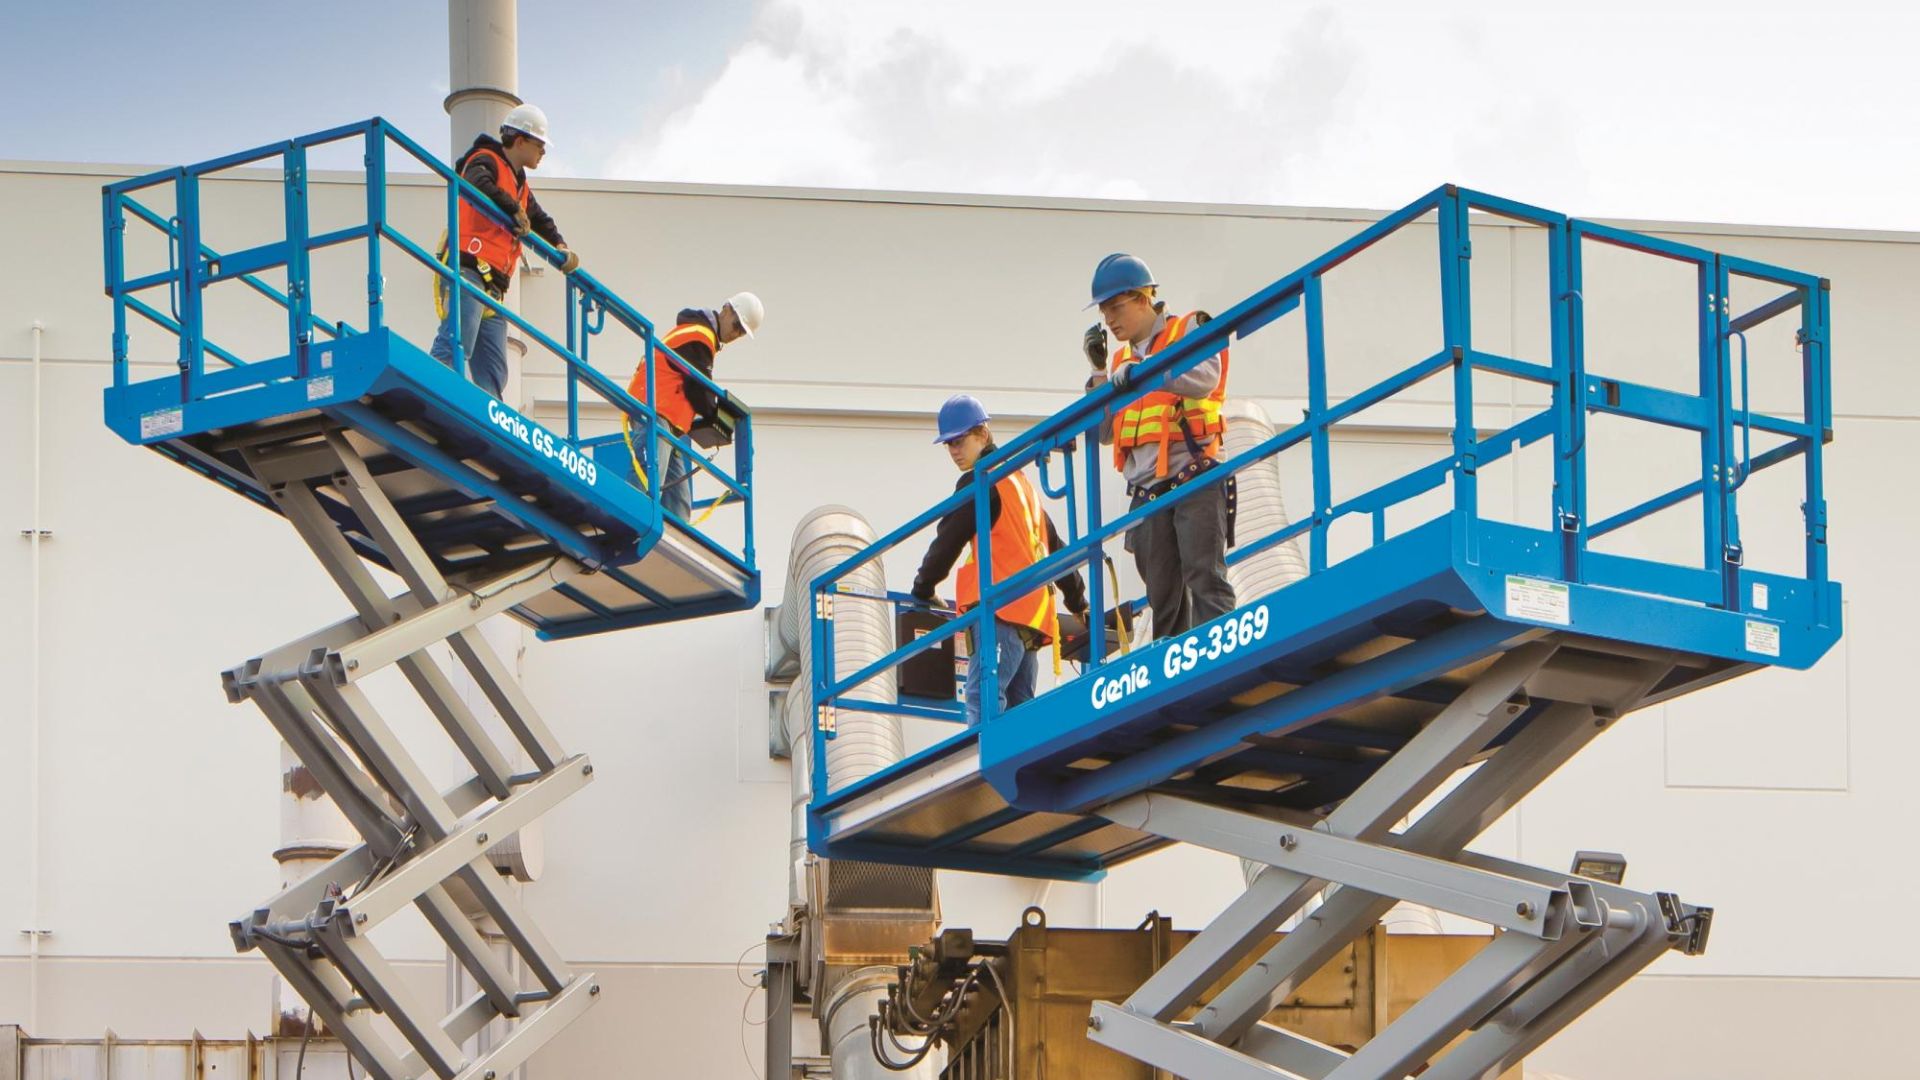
top-left (1083, 254), bottom-right (1236, 639)
top-left (910, 395), bottom-right (1088, 725)
top-left (429, 104), bottom-right (579, 398)
top-left (621, 293), bottom-right (765, 520)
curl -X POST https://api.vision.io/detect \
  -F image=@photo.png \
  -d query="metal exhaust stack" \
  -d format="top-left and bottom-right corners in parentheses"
top-left (445, 0), bottom-right (529, 407)
top-left (447, 0), bottom-right (521, 153)
top-left (262, 0), bottom-right (528, 1041)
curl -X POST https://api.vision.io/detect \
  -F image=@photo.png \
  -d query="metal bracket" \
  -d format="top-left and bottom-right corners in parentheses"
top-left (1658, 892), bottom-right (1714, 957)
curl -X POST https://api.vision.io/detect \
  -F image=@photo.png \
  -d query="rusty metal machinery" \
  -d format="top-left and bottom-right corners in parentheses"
top-left (869, 909), bottom-right (1525, 1080)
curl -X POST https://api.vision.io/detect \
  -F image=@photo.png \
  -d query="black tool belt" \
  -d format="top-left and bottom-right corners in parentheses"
top-left (1126, 451), bottom-right (1239, 548)
top-left (1127, 452), bottom-right (1217, 503)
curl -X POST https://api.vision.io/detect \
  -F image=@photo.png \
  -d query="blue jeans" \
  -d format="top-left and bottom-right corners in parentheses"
top-left (430, 266), bottom-right (509, 398)
top-left (617, 430), bottom-right (692, 521)
top-left (659, 435), bottom-right (691, 521)
top-left (964, 618), bottom-right (1038, 727)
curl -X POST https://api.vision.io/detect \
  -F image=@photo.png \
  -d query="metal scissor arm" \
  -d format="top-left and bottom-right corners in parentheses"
top-left (221, 429), bottom-right (600, 1080)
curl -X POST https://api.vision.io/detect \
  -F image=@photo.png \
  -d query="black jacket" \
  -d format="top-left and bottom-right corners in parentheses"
top-left (911, 443), bottom-right (1088, 614)
top-left (454, 135), bottom-right (564, 280)
top-left (665, 307), bottom-right (722, 422)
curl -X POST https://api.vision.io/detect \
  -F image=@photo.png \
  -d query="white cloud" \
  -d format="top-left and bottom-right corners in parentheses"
top-left (597, 0), bottom-right (1920, 231)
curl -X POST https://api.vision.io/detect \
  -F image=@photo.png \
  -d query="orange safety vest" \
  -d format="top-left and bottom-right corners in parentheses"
top-left (956, 470), bottom-right (1059, 645)
top-left (629, 321), bottom-right (720, 435)
top-left (455, 146), bottom-right (529, 278)
top-left (1110, 311), bottom-right (1230, 477)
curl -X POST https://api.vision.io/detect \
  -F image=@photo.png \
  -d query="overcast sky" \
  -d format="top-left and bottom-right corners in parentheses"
top-left (9, 0), bottom-right (1917, 230)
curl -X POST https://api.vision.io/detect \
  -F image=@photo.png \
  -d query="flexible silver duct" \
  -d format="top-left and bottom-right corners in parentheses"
top-left (1224, 399), bottom-right (1312, 607)
top-left (777, 506), bottom-right (904, 907)
top-left (771, 506), bottom-right (941, 1077)
top-left (1224, 401), bottom-right (1315, 892)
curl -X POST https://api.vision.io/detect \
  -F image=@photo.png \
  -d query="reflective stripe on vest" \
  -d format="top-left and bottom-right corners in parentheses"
top-left (1110, 312), bottom-right (1230, 477)
top-left (956, 470), bottom-right (1058, 644)
top-left (630, 321), bottom-right (720, 436)
top-left (456, 147), bottom-right (529, 275)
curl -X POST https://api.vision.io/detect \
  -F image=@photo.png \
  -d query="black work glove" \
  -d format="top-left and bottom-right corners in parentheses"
top-left (1083, 323), bottom-right (1108, 370)
top-left (910, 582), bottom-right (938, 606)
top-left (1110, 361), bottom-right (1135, 392)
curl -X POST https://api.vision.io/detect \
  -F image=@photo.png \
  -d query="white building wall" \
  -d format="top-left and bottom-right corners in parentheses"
top-left (0, 159), bottom-right (1913, 1077)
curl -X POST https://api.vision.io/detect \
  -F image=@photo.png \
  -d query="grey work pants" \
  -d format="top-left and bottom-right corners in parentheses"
top-left (1131, 481), bottom-right (1236, 640)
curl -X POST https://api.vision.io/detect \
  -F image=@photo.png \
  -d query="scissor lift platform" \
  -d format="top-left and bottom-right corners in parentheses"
top-left (812, 515), bottom-right (1839, 880)
top-left (806, 185), bottom-right (1839, 1078)
top-left (101, 119), bottom-right (761, 1080)
top-left (104, 326), bottom-right (756, 639)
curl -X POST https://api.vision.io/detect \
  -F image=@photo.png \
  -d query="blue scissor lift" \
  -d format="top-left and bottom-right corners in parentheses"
top-left (101, 120), bottom-right (759, 1080)
top-left (808, 187), bottom-right (1840, 1078)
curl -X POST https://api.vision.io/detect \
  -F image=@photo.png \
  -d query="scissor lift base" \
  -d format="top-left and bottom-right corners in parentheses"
top-left (1084, 640), bottom-right (1711, 1080)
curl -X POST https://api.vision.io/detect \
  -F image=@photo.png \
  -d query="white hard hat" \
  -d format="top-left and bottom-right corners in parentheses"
top-left (501, 103), bottom-right (550, 146)
top-left (724, 291), bottom-right (764, 339)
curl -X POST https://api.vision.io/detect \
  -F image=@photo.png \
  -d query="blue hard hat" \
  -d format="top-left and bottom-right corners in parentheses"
top-left (1087, 252), bottom-right (1156, 308)
top-left (934, 394), bottom-right (991, 444)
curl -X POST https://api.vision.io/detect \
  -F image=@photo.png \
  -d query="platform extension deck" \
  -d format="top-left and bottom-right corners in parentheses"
top-left (104, 327), bottom-right (754, 638)
top-left (814, 516), bottom-right (1839, 880)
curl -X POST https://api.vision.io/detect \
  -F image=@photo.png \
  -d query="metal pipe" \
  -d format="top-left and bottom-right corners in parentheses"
top-left (447, 0), bottom-right (528, 407)
top-left (273, 744), bottom-right (352, 1038)
top-left (823, 967), bottom-right (922, 1080)
top-left (441, 9), bottom-right (539, 1072)
top-left (25, 320), bottom-right (46, 1033)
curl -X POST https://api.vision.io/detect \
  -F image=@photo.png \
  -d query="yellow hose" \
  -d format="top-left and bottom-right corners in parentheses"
top-left (620, 414), bottom-right (649, 493)
top-left (1107, 558), bottom-right (1132, 656)
top-left (620, 414), bottom-right (728, 526)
